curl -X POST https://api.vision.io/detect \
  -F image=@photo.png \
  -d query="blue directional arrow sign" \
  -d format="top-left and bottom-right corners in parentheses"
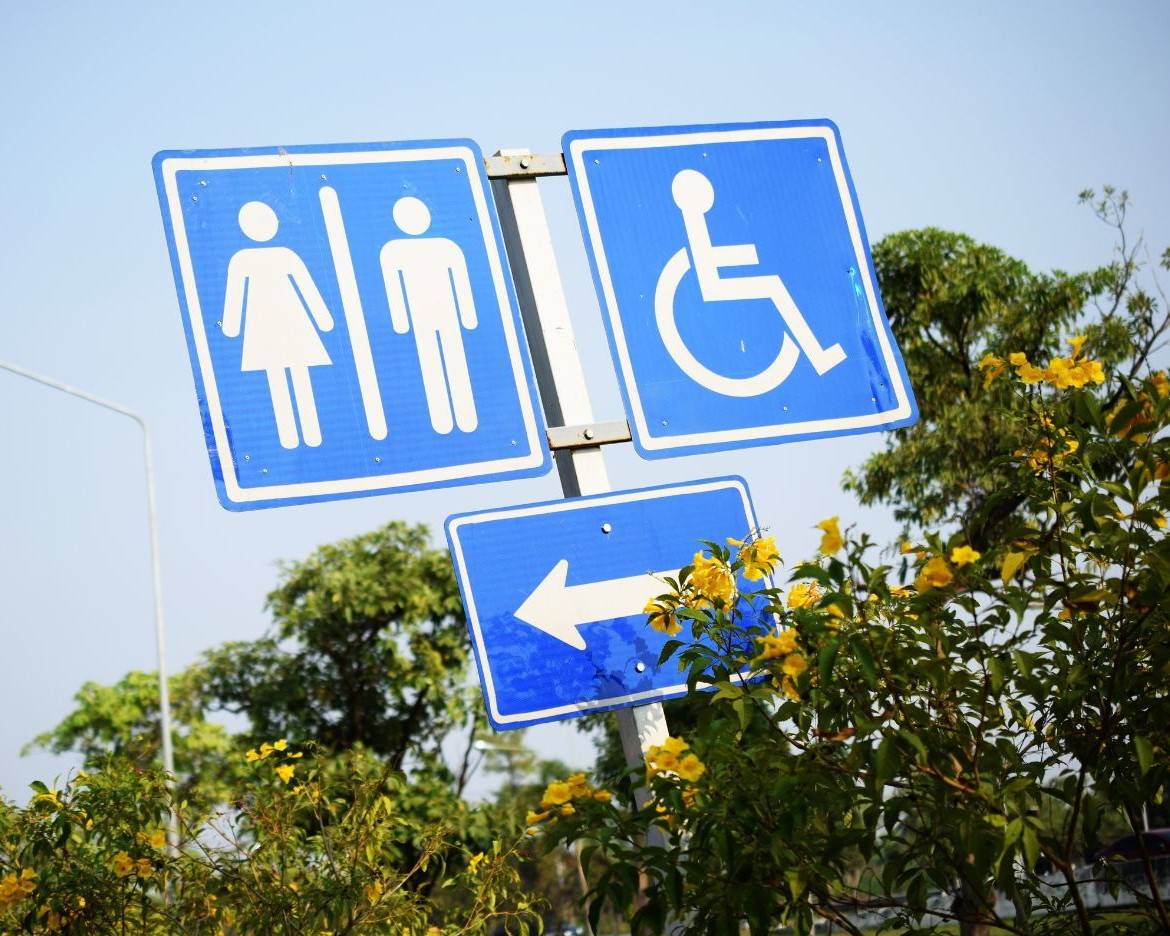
top-left (153, 139), bottom-right (549, 510)
top-left (444, 477), bottom-right (772, 730)
top-left (563, 120), bottom-right (918, 459)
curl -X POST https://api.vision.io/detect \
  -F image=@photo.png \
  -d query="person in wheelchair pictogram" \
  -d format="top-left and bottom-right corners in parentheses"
top-left (655, 169), bottom-right (846, 397)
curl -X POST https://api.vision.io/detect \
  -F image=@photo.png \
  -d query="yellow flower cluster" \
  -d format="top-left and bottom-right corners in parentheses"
top-left (786, 581), bottom-right (822, 609)
top-left (981, 336), bottom-right (1105, 391)
top-left (135, 828), bottom-right (167, 851)
top-left (526, 772), bottom-right (612, 827)
top-left (0, 869), bottom-right (36, 911)
top-left (644, 547), bottom-right (744, 636)
top-left (1016, 415), bottom-right (1079, 474)
top-left (645, 736), bottom-right (706, 783)
top-left (111, 851), bottom-right (153, 879)
top-left (754, 629), bottom-right (806, 699)
top-left (245, 738), bottom-right (303, 784)
top-left (914, 556), bottom-right (953, 592)
top-left (727, 534), bottom-right (780, 581)
top-left (690, 552), bottom-right (737, 606)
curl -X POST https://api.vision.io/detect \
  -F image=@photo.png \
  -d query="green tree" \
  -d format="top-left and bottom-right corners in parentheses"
top-left (846, 189), bottom-right (1169, 548)
top-left (199, 521), bottom-right (469, 771)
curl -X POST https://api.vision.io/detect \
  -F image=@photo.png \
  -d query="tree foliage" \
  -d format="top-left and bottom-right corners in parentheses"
top-left (539, 341), bottom-right (1170, 935)
top-left (846, 190), bottom-right (1169, 548)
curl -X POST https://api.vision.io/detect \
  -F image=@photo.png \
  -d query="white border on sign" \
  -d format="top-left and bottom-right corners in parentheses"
top-left (159, 146), bottom-right (544, 504)
top-left (566, 126), bottom-right (914, 451)
top-left (447, 477), bottom-right (760, 726)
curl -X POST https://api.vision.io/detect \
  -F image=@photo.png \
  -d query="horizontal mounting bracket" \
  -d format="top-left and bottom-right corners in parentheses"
top-left (484, 152), bottom-right (567, 179)
top-left (546, 419), bottom-right (632, 451)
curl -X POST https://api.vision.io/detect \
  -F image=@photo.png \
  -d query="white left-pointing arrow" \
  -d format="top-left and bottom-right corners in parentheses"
top-left (514, 559), bottom-right (678, 651)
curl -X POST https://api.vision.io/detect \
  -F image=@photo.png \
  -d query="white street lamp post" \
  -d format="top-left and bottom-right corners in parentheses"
top-left (0, 360), bottom-right (177, 840)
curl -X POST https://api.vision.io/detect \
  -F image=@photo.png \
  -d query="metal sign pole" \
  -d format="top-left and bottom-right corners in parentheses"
top-left (488, 150), bottom-right (668, 797)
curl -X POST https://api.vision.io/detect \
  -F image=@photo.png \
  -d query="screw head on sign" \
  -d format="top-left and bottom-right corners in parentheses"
top-left (601, 523), bottom-right (612, 534)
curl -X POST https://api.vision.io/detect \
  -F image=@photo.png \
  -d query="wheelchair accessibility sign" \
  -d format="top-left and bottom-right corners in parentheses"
top-left (563, 120), bottom-right (917, 458)
top-left (153, 139), bottom-right (549, 510)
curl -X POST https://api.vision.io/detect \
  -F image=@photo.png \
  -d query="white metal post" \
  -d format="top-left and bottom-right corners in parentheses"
top-left (0, 360), bottom-right (178, 846)
top-left (489, 151), bottom-right (668, 793)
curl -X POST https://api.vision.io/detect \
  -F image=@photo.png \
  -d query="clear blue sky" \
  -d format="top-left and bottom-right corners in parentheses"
top-left (2, 1), bottom-right (1168, 799)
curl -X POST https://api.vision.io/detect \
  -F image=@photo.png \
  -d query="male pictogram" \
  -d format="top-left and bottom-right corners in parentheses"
top-left (379, 196), bottom-right (479, 434)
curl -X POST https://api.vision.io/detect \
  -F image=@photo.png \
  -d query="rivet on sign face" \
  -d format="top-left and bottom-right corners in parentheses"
top-left (593, 158), bottom-right (600, 165)
top-left (583, 428), bottom-right (595, 440)
top-left (519, 156), bottom-right (530, 169)
top-left (320, 174), bottom-right (327, 181)
top-left (601, 523), bottom-right (612, 534)
top-left (243, 454), bottom-right (251, 461)
top-left (455, 166), bottom-right (462, 172)
top-left (634, 661), bottom-right (646, 673)
top-left (261, 467), bottom-right (268, 474)
top-left (374, 456), bottom-right (381, 463)
top-left (191, 195), bottom-right (198, 203)
top-left (198, 179), bottom-right (207, 187)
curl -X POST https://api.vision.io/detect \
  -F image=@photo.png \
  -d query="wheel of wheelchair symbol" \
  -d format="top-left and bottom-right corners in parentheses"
top-left (654, 247), bottom-right (801, 398)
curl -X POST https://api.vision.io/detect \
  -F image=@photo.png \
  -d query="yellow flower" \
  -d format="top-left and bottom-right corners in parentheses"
top-left (1156, 514), bottom-right (1167, 529)
top-left (525, 809), bottom-right (550, 826)
top-left (593, 789), bottom-right (613, 803)
top-left (273, 739), bottom-right (288, 751)
top-left (731, 535), bottom-right (780, 580)
top-left (914, 556), bottom-right (953, 591)
top-left (644, 598), bottom-right (681, 636)
top-left (899, 540), bottom-right (916, 554)
top-left (1008, 352), bottom-right (1029, 367)
top-left (364, 879), bottom-right (384, 903)
top-left (786, 581), bottom-right (821, 609)
top-left (978, 353), bottom-right (1006, 387)
top-left (676, 753), bottom-right (706, 782)
top-left (1018, 362), bottom-right (1047, 384)
top-left (135, 858), bottom-right (153, 879)
top-left (1068, 334), bottom-right (1087, 356)
top-left (540, 780), bottom-right (573, 808)
top-left (276, 764), bottom-right (296, 784)
top-left (467, 852), bottom-right (486, 875)
top-left (778, 675), bottom-right (801, 700)
top-left (559, 803), bottom-right (575, 816)
top-left (112, 851), bottom-right (135, 878)
top-left (137, 828), bottom-right (167, 850)
top-left (755, 629), bottom-right (798, 661)
top-left (949, 545), bottom-right (981, 566)
top-left (245, 749), bottom-right (261, 762)
top-left (781, 653), bottom-right (808, 678)
top-left (689, 553), bottom-right (737, 606)
top-left (816, 516), bottom-right (843, 555)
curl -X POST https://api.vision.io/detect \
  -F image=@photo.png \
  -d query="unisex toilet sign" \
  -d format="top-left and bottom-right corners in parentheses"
top-left (564, 120), bottom-right (918, 459)
top-left (153, 140), bottom-right (548, 510)
top-left (445, 477), bottom-right (770, 730)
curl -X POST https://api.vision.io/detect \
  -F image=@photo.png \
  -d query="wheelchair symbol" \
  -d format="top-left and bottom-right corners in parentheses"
top-left (654, 169), bottom-right (846, 398)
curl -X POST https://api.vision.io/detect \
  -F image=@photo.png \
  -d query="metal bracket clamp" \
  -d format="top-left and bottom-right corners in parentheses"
top-left (547, 419), bottom-right (632, 451)
top-left (484, 152), bottom-right (567, 179)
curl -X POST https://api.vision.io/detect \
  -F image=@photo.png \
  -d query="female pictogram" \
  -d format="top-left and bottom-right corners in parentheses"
top-left (222, 201), bottom-right (335, 448)
top-left (655, 169), bottom-right (846, 397)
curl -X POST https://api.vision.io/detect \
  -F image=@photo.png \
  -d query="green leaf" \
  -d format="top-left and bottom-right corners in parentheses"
top-left (851, 638), bottom-right (878, 687)
top-left (873, 736), bottom-right (897, 787)
top-left (817, 638), bottom-right (840, 685)
top-left (1135, 736), bottom-right (1154, 775)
